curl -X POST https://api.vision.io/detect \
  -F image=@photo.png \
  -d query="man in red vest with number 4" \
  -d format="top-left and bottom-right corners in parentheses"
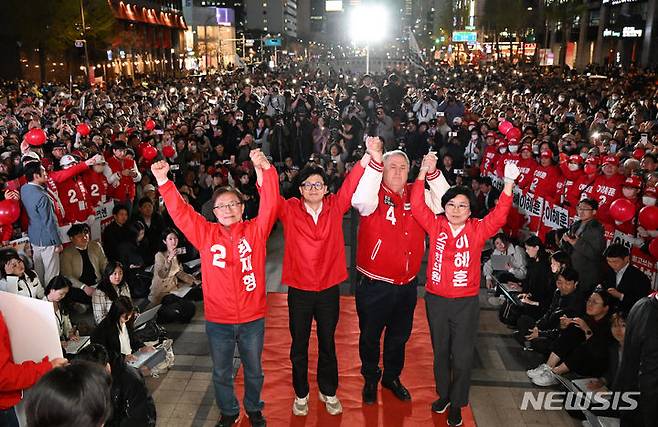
top-left (151, 149), bottom-right (278, 427)
top-left (351, 141), bottom-right (450, 404)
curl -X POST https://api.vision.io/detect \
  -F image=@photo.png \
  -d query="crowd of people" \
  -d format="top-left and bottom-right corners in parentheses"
top-left (0, 61), bottom-right (657, 427)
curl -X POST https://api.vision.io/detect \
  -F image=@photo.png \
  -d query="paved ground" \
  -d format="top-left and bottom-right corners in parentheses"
top-left (148, 224), bottom-right (582, 427)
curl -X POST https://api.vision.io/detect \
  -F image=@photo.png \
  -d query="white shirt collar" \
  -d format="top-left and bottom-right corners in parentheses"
top-left (615, 263), bottom-right (629, 286)
top-left (304, 201), bottom-right (323, 224)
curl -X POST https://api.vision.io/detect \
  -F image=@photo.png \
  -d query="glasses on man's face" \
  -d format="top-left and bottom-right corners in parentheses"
top-left (301, 182), bottom-right (324, 191)
top-left (445, 202), bottom-right (470, 211)
top-left (577, 207), bottom-right (593, 212)
top-left (214, 201), bottom-right (242, 211)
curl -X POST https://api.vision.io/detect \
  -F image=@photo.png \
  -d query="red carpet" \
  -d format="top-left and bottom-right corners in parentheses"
top-left (231, 293), bottom-right (476, 426)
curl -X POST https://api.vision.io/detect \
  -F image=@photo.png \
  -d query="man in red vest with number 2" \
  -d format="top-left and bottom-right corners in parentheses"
top-left (151, 149), bottom-right (278, 427)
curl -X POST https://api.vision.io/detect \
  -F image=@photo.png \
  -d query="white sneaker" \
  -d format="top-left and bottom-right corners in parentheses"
top-left (526, 363), bottom-right (550, 379)
top-left (318, 392), bottom-right (343, 415)
top-left (532, 370), bottom-right (558, 387)
top-left (292, 394), bottom-right (309, 416)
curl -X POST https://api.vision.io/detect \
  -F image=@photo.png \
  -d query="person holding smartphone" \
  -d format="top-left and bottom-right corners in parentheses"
top-left (149, 228), bottom-right (200, 306)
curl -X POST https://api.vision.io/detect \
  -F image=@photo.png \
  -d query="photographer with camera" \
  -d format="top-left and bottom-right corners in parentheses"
top-left (412, 90), bottom-right (438, 124)
top-left (292, 85), bottom-right (315, 119)
top-left (262, 83), bottom-right (286, 117)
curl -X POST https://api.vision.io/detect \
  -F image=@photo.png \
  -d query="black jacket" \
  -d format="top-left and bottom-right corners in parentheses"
top-left (107, 360), bottom-right (156, 427)
top-left (536, 290), bottom-right (584, 339)
top-left (618, 296), bottom-right (658, 393)
top-left (522, 255), bottom-right (554, 313)
top-left (602, 264), bottom-right (652, 315)
top-left (91, 318), bottom-right (144, 366)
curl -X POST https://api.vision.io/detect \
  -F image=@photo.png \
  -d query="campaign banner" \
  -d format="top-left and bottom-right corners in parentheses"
top-left (91, 201), bottom-right (115, 241)
top-left (542, 200), bottom-right (575, 230)
top-left (611, 230), bottom-right (635, 250)
top-left (630, 247), bottom-right (658, 288)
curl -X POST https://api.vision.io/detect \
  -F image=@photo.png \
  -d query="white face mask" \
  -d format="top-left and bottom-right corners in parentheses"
top-left (210, 119), bottom-right (218, 125)
top-left (622, 188), bottom-right (636, 199)
top-left (580, 152), bottom-right (588, 160)
top-left (498, 147), bottom-right (507, 154)
top-left (508, 146), bottom-right (518, 153)
top-left (643, 196), bottom-right (657, 206)
top-left (568, 163), bottom-right (579, 172)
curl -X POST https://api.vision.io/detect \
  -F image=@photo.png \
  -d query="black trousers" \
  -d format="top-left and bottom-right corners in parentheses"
top-left (287, 285), bottom-right (340, 398)
top-left (355, 275), bottom-right (417, 384)
top-left (425, 293), bottom-right (479, 408)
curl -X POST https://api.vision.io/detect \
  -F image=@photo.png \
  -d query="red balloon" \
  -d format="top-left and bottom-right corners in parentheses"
top-left (639, 205), bottom-right (658, 230)
top-left (162, 145), bottom-right (176, 158)
top-left (649, 238), bottom-right (658, 259)
top-left (0, 200), bottom-right (20, 225)
top-left (506, 127), bottom-right (522, 140)
top-left (76, 123), bottom-right (90, 136)
top-left (609, 198), bottom-right (636, 223)
top-left (142, 145), bottom-right (158, 161)
top-left (633, 149), bottom-right (645, 160)
top-left (145, 119), bottom-right (156, 131)
top-left (24, 128), bottom-right (47, 146)
top-left (498, 121), bottom-right (513, 135)
top-left (137, 141), bottom-right (149, 157)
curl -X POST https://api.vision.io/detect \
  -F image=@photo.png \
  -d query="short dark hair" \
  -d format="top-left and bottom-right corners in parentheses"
top-left (476, 176), bottom-right (492, 186)
top-left (25, 361), bottom-right (112, 427)
top-left (112, 203), bottom-right (128, 216)
top-left (579, 198), bottom-right (599, 210)
top-left (551, 250), bottom-right (571, 268)
top-left (76, 344), bottom-right (110, 367)
top-left (558, 266), bottom-right (579, 283)
top-left (524, 235), bottom-right (543, 248)
top-left (67, 223), bottom-right (91, 238)
top-left (493, 232), bottom-right (510, 246)
top-left (23, 162), bottom-right (45, 182)
top-left (604, 243), bottom-right (630, 259)
top-left (591, 285), bottom-right (613, 307)
top-left (137, 197), bottom-right (153, 208)
top-left (105, 296), bottom-right (135, 329)
top-left (440, 185), bottom-right (478, 212)
top-left (298, 165), bottom-right (328, 186)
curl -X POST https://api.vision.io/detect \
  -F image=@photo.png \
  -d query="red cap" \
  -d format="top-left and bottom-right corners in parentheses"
top-left (507, 138), bottom-right (519, 145)
top-left (520, 145), bottom-right (532, 153)
top-left (602, 155), bottom-right (619, 166)
top-left (644, 187), bottom-right (657, 197)
top-left (568, 155), bottom-right (583, 164)
top-left (540, 150), bottom-right (552, 158)
top-left (585, 157), bottom-right (599, 165)
top-left (623, 176), bottom-right (642, 189)
top-left (486, 131), bottom-right (496, 138)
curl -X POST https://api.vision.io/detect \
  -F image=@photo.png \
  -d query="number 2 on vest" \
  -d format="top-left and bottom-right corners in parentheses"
top-left (210, 244), bottom-right (226, 268)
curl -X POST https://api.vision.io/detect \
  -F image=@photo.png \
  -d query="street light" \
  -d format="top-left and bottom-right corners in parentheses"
top-left (349, 5), bottom-right (389, 74)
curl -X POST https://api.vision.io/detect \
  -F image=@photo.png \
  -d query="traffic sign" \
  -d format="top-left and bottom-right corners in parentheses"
top-left (75, 40), bottom-right (85, 48)
top-left (245, 39), bottom-right (255, 47)
top-left (264, 38), bottom-right (282, 47)
top-left (452, 31), bottom-right (477, 43)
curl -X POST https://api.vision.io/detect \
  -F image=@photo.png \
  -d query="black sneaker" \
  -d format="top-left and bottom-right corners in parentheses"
top-left (247, 410), bottom-right (266, 427)
top-left (431, 397), bottom-right (450, 413)
top-left (216, 413), bottom-right (239, 427)
top-left (362, 381), bottom-right (378, 404)
top-left (447, 406), bottom-right (463, 426)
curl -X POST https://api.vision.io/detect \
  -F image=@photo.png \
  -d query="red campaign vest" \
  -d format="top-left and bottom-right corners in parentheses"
top-left (480, 145), bottom-right (498, 175)
top-left (515, 158), bottom-right (537, 190)
top-left (494, 153), bottom-right (521, 178)
top-left (356, 183), bottom-right (426, 285)
top-left (56, 176), bottom-right (93, 224)
top-left (593, 173), bottom-right (626, 224)
top-left (82, 169), bottom-right (109, 208)
top-left (529, 164), bottom-right (562, 202)
top-left (106, 156), bottom-right (137, 200)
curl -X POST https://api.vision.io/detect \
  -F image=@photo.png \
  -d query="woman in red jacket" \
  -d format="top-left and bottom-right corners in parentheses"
top-left (151, 149), bottom-right (277, 427)
top-left (278, 143), bottom-right (373, 417)
top-left (0, 311), bottom-right (68, 426)
top-left (411, 154), bottom-right (519, 426)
